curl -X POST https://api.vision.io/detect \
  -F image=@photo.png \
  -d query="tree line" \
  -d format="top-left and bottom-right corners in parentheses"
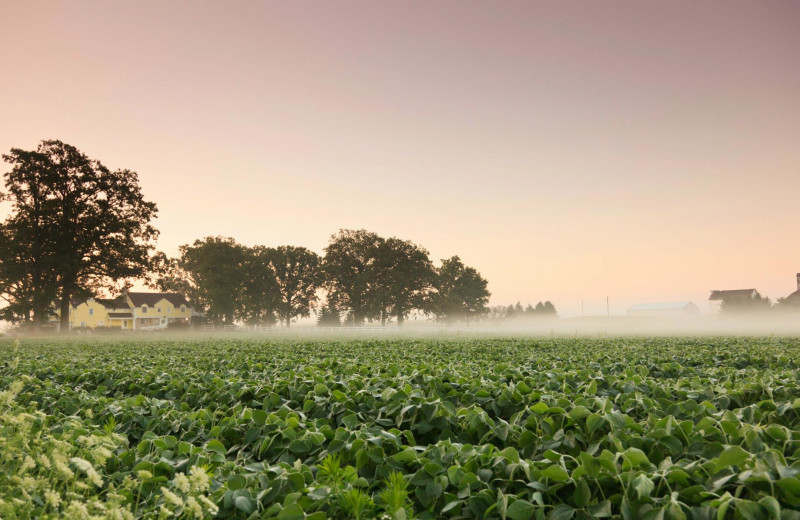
top-left (486, 301), bottom-right (558, 321)
top-left (0, 140), bottom-right (492, 330)
top-left (151, 231), bottom-right (491, 327)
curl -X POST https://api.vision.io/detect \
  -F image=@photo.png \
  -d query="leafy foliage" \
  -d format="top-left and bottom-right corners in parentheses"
top-left (2, 337), bottom-right (800, 519)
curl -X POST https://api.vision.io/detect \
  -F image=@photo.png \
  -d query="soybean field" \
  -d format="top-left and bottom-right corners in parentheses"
top-left (1, 337), bottom-right (800, 519)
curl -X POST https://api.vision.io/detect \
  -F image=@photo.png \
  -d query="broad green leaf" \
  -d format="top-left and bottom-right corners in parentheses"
top-left (714, 446), bottom-right (750, 472)
top-left (507, 499), bottom-right (537, 520)
top-left (588, 500), bottom-right (612, 518)
top-left (542, 464), bottom-right (570, 482)
top-left (205, 439), bottom-right (226, 455)
top-left (632, 473), bottom-right (654, 499)
top-left (574, 479), bottom-right (591, 507)
top-left (548, 504), bottom-right (576, 520)
top-left (621, 448), bottom-right (650, 470)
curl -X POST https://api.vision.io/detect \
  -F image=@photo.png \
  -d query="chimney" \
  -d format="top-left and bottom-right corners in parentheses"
top-left (796, 273), bottom-right (800, 292)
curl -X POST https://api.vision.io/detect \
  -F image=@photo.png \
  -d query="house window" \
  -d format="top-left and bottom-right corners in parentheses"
top-left (89, 308), bottom-right (94, 315)
top-left (181, 305), bottom-right (186, 313)
top-left (157, 307), bottom-right (162, 313)
top-left (168, 306), bottom-right (172, 313)
top-left (80, 321), bottom-right (85, 327)
top-left (142, 305), bottom-right (148, 313)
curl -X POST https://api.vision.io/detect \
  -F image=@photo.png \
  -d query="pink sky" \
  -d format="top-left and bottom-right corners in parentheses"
top-left (2, 1), bottom-right (799, 316)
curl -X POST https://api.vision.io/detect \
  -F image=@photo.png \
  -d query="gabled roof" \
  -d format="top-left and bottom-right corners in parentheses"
top-left (126, 292), bottom-right (189, 307)
top-left (709, 289), bottom-right (756, 301)
top-left (628, 302), bottom-right (696, 311)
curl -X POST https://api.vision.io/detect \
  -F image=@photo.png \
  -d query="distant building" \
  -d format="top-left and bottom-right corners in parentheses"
top-left (708, 289), bottom-right (758, 313)
top-left (627, 302), bottom-right (699, 317)
top-left (778, 274), bottom-right (800, 309)
top-left (50, 291), bottom-right (193, 331)
top-left (125, 292), bottom-right (192, 331)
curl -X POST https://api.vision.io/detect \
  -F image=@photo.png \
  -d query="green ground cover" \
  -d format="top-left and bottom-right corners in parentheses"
top-left (1, 337), bottom-right (799, 519)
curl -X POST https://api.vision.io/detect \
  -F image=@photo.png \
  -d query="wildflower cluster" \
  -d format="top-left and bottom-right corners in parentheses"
top-left (0, 374), bottom-right (219, 519)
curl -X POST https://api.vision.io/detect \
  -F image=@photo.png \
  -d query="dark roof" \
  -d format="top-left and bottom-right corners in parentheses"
top-left (107, 312), bottom-right (133, 318)
top-left (126, 292), bottom-right (189, 307)
top-left (71, 296), bottom-right (129, 308)
top-left (709, 289), bottom-right (756, 301)
top-left (96, 297), bottom-right (129, 309)
top-left (785, 290), bottom-right (800, 303)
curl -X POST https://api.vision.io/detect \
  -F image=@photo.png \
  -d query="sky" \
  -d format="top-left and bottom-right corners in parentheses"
top-left (1, 1), bottom-right (799, 317)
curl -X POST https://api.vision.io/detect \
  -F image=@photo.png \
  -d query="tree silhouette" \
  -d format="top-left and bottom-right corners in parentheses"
top-left (1, 140), bottom-right (158, 332)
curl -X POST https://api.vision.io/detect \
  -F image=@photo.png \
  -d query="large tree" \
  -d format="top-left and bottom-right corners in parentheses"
top-left (158, 236), bottom-right (249, 325)
top-left (371, 237), bottom-right (435, 326)
top-left (240, 245), bottom-right (281, 325)
top-left (266, 246), bottom-right (321, 327)
top-left (1, 140), bottom-right (158, 332)
top-left (322, 229), bottom-right (383, 325)
top-left (430, 256), bottom-right (490, 324)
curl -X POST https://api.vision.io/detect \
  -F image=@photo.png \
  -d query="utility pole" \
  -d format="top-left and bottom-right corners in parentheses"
top-left (606, 296), bottom-right (610, 318)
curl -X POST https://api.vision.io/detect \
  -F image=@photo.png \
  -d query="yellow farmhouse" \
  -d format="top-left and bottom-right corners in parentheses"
top-left (125, 292), bottom-right (192, 331)
top-left (54, 292), bottom-right (193, 331)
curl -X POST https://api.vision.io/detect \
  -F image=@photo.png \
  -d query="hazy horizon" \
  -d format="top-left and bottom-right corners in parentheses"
top-left (2, 1), bottom-right (799, 317)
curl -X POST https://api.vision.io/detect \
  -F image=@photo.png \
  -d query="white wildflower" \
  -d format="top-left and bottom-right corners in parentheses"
top-left (160, 486), bottom-right (184, 508)
top-left (137, 470), bottom-right (153, 481)
top-left (63, 501), bottom-right (90, 520)
top-left (93, 446), bottom-right (113, 464)
top-left (45, 489), bottom-right (61, 508)
top-left (197, 495), bottom-right (219, 515)
top-left (39, 454), bottom-right (51, 469)
top-left (188, 466), bottom-right (209, 492)
top-left (70, 457), bottom-right (103, 487)
top-left (56, 460), bottom-right (75, 479)
top-left (20, 455), bottom-right (36, 473)
top-left (173, 472), bottom-right (190, 493)
top-left (185, 496), bottom-right (203, 518)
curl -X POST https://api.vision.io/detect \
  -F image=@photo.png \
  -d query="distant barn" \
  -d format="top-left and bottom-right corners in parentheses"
top-left (779, 274), bottom-right (800, 309)
top-left (627, 302), bottom-right (699, 317)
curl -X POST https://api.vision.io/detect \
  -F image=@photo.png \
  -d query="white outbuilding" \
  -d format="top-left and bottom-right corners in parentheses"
top-left (627, 302), bottom-right (699, 317)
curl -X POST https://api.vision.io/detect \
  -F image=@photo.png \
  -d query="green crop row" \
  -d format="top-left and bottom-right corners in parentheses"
top-left (1, 337), bottom-right (799, 519)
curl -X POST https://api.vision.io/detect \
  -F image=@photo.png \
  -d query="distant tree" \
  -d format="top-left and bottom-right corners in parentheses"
top-left (524, 304), bottom-right (535, 314)
top-left (266, 245), bottom-right (321, 327)
top-left (543, 301), bottom-right (557, 315)
top-left (1, 140), bottom-right (158, 333)
top-left (316, 301), bottom-right (341, 327)
top-left (505, 304), bottom-right (516, 319)
top-left (323, 229), bottom-right (383, 325)
top-left (240, 246), bottom-right (280, 325)
top-left (162, 236), bottom-right (248, 325)
top-left (371, 237), bottom-right (435, 326)
top-left (488, 306), bottom-right (507, 321)
top-left (720, 291), bottom-right (771, 314)
top-left (430, 256), bottom-right (490, 324)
